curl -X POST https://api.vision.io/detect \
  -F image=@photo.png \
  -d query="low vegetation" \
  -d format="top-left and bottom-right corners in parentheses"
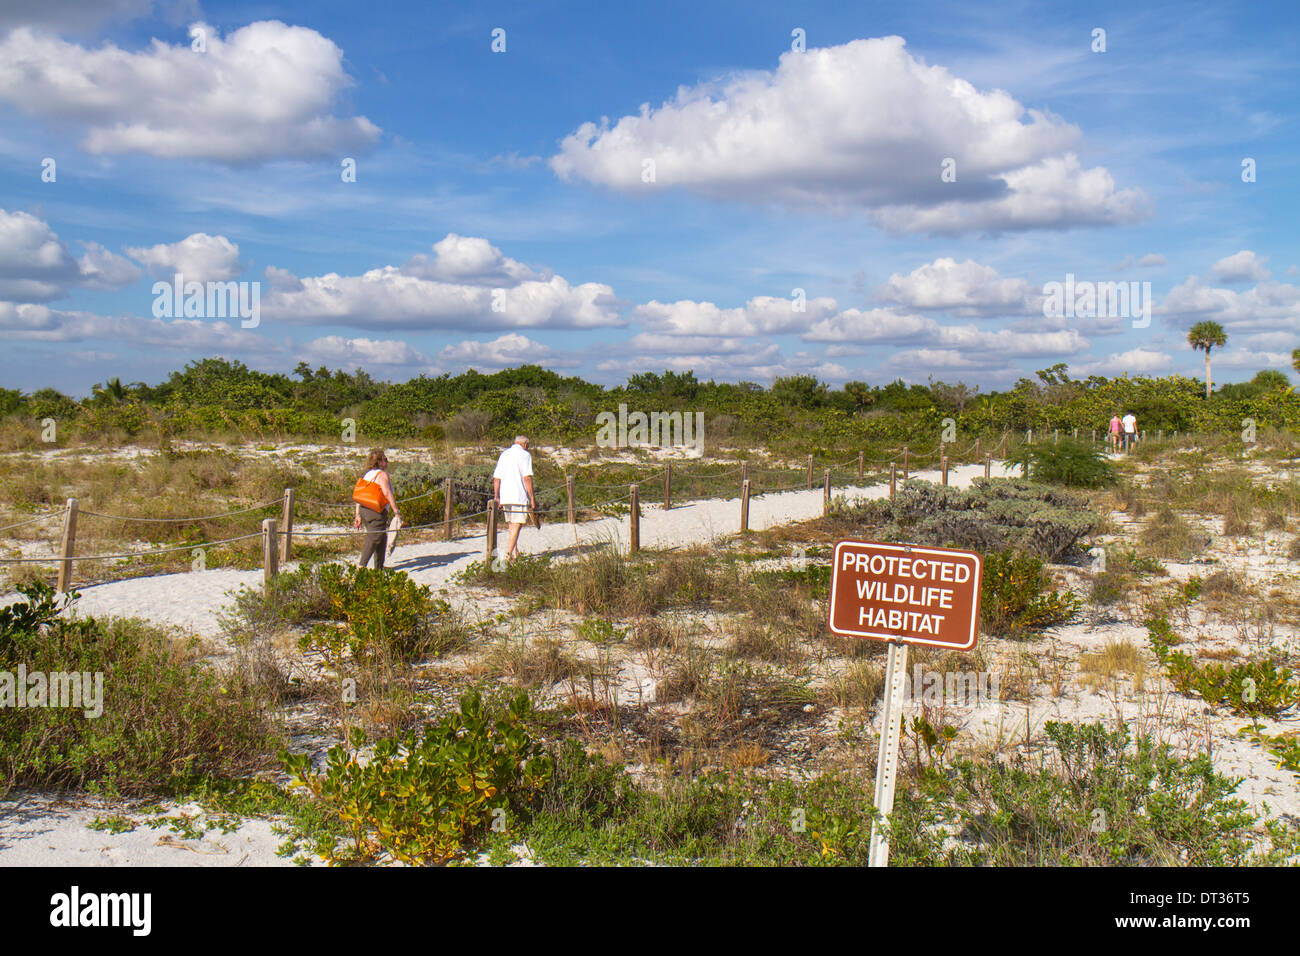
top-left (0, 583), bottom-right (278, 797)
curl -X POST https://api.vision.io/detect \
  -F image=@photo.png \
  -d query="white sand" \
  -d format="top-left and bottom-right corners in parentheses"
top-left (50, 462), bottom-right (1008, 636)
top-left (1, 462), bottom-right (1001, 866)
top-left (0, 792), bottom-right (312, 866)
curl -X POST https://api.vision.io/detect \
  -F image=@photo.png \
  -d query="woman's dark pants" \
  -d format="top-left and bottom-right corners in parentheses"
top-left (359, 506), bottom-right (387, 569)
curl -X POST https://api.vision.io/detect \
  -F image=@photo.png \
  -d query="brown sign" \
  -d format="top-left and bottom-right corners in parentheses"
top-left (827, 540), bottom-right (983, 650)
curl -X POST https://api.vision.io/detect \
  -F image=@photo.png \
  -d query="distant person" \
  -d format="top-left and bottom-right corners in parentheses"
top-left (1121, 412), bottom-right (1138, 452)
top-left (492, 435), bottom-right (536, 563)
top-left (1108, 414), bottom-right (1122, 453)
top-left (353, 448), bottom-right (401, 569)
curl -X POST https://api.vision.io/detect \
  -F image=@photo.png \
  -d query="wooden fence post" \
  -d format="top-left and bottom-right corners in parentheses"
top-left (629, 484), bottom-right (640, 554)
top-left (823, 469), bottom-right (831, 513)
top-left (806, 455), bottom-right (814, 489)
top-left (443, 478), bottom-right (455, 539)
top-left (1027, 428), bottom-right (1033, 444)
top-left (902, 447), bottom-right (909, 479)
top-left (566, 474), bottom-right (576, 526)
top-left (262, 518), bottom-right (278, 586)
top-left (984, 455), bottom-right (991, 479)
top-left (974, 438), bottom-right (980, 462)
top-left (889, 463), bottom-right (896, 502)
top-left (664, 463), bottom-right (672, 510)
top-left (740, 478), bottom-right (750, 532)
top-left (741, 460), bottom-right (748, 489)
top-left (485, 501), bottom-right (498, 564)
top-left (941, 455), bottom-right (949, 486)
top-left (280, 487), bottom-right (295, 562)
top-left (857, 451), bottom-right (864, 480)
top-left (56, 497), bottom-right (78, 594)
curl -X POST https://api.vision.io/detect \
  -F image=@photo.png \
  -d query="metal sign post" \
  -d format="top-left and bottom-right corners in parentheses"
top-left (869, 639), bottom-right (909, 867)
top-left (827, 539), bottom-right (984, 868)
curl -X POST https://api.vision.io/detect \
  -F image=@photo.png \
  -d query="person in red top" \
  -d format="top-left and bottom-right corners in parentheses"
top-left (353, 448), bottom-right (401, 569)
top-left (1108, 414), bottom-right (1122, 453)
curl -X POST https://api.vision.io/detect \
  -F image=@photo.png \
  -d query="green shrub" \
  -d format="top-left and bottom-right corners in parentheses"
top-left (850, 478), bottom-right (1098, 562)
top-left (1147, 617), bottom-right (1299, 719)
top-left (1009, 438), bottom-right (1117, 488)
top-left (223, 562), bottom-right (466, 663)
top-left (1163, 653), bottom-right (1297, 719)
top-left (0, 583), bottom-right (277, 797)
top-left (890, 721), bottom-right (1281, 866)
top-left (302, 565), bottom-right (465, 663)
top-left (980, 550), bottom-right (1081, 638)
top-left (282, 690), bottom-right (552, 865)
top-left (219, 562), bottom-right (341, 641)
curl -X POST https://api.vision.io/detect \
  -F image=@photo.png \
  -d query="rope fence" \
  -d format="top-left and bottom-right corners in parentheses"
top-left (6, 424), bottom-right (1261, 590)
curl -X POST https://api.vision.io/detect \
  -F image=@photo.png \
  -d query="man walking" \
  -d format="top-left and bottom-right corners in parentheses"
top-left (492, 435), bottom-right (536, 563)
top-left (1121, 411), bottom-right (1138, 452)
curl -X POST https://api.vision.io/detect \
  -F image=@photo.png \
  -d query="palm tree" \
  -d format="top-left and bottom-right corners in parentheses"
top-left (1187, 321), bottom-right (1227, 399)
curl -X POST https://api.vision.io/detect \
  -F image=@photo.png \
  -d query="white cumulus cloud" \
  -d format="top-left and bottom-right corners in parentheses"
top-left (264, 237), bottom-right (623, 332)
top-left (0, 21), bottom-right (381, 163)
top-left (1209, 250), bottom-right (1270, 283)
top-left (126, 233), bottom-right (242, 281)
top-left (551, 36), bottom-right (1147, 234)
top-left (876, 258), bottom-right (1037, 315)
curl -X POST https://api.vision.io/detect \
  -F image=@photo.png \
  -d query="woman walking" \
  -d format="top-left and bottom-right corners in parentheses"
top-left (1107, 414), bottom-right (1122, 453)
top-left (353, 448), bottom-right (401, 569)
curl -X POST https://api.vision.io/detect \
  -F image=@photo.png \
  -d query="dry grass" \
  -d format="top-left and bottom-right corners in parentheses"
top-left (1079, 640), bottom-right (1147, 693)
top-left (821, 660), bottom-right (884, 711)
top-left (486, 635), bottom-right (584, 687)
top-left (1140, 507), bottom-right (1210, 560)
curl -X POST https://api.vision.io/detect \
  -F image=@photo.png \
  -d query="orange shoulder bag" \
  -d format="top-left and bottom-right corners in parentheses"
top-left (352, 473), bottom-right (386, 512)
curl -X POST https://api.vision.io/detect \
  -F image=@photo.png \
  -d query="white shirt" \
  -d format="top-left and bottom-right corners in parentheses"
top-left (493, 444), bottom-right (533, 505)
top-left (1121, 414), bottom-right (1137, 434)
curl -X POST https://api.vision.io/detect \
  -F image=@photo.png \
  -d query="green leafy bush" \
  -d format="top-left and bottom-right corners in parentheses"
top-left (282, 690), bottom-right (552, 865)
top-left (891, 721), bottom-right (1281, 866)
top-left (1164, 654), bottom-right (1297, 718)
top-left (302, 565), bottom-right (464, 663)
top-left (1009, 438), bottom-right (1117, 488)
top-left (980, 550), bottom-right (1081, 638)
top-left (0, 583), bottom-right (277, 796)
top-left (1147, 617), bottom-right (1299, 718)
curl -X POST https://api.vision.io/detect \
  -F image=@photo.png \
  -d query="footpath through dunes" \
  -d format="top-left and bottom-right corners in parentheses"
top-left (39, 462), bottom-right (1017, 637)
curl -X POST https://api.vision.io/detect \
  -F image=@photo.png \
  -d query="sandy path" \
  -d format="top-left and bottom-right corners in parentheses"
top-left (1, 462), bottom-right (1015, 867)
top-left (56, 462), bottom-right (1010, 636)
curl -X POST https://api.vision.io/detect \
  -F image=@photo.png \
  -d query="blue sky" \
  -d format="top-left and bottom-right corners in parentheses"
top-left (1, 0), bottom-right (1297, 396)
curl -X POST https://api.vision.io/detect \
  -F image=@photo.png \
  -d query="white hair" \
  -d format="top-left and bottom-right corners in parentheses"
top-left (514, 435), bottom-right (529, 445)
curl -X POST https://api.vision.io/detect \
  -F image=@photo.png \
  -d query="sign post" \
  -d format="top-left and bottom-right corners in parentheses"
top-left (868, 638), bottom-right (908, 867)
top-left (827, 540), bottom-right (983, 867)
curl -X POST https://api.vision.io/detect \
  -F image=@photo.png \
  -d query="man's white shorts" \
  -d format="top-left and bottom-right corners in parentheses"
top-left (501, 503), bottom-right (530, 523)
